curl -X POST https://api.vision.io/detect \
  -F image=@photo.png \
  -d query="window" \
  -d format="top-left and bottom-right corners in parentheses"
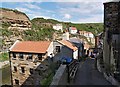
top-left (38, 54), bottom-right (42, 60)
top-left (56, 46), bottom-right (60, 52)
top-left (29, 68), bottom-right (33, 74)
top-left (19, 54), bottom-right (23, 59)
top-left (14, 66), bottom-right (17, 72)
top-left (27, 54), bottom-right (32, 60)
top-left (15, 79), bottom-right (19, 85)
top-left (21, 67), bottom-right (25, 73)
top-left (13, 53), bottom-right (16, 58)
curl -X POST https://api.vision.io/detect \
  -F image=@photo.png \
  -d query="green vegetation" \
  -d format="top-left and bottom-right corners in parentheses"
top-left (31, 18), bottom-right (60, 24)
top-left (1, 22), bottom-right (11, 28)
top-left (1, 23), bottom-right (12, 37)
top-left (2, 28), bottom-right (13, 37)
top-left (68, 23), bottom-right (103, 36)
top-left (31, 18), bottom-right (103, 36)
top-left (41, 72), bottom-right (54, 86)
top-left (0, 52), bottom-right (9, 62)
top-left (40, 62), bottom-right (60, 86)
top-left (23, 28), bottom-right (55, 41)
top-left (1, 64), bottom-right (11, 85)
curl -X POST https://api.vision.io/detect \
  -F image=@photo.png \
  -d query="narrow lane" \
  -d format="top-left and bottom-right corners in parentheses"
top-left (74, 58), bottom-right (112, 85)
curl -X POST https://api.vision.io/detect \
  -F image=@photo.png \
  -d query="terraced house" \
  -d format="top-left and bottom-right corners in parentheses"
top-left (9, 40), bottom-right (53, 86)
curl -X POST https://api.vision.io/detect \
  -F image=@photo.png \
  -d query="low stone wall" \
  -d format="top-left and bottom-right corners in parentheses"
top-left (0, 61), bottom-right (9, 69)
top-left (50, 64), bottom-right (68, 86)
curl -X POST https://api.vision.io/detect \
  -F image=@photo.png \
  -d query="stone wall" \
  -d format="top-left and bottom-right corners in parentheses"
top-left (103, 1), bottom-right (120, 82)
top-left (9, 52), bottom-right (48, 86)
top-left (104, 2), bottom-right (120, 34)
top-left (50, 64), bottom-right (68, 86)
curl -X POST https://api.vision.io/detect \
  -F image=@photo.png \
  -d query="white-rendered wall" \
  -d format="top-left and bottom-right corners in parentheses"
top-left (73, 50), bottom-right (78, 59)
top-left (47, 42), bottom-right (54, 57)
top-left (53, 25), bottom-right (63, 31)
top-left (89, 33), bottom-right (94, 38)
top-left (70, 30), bottom-right (77, 34)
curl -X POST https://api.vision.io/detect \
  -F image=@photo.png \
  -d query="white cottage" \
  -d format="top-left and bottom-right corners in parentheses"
top-left (69, 27), bottom-right (77, 34)
top-left (53, 24), bottom-right (63, 31)
top-left (9, 40), bottom-right (53, 86)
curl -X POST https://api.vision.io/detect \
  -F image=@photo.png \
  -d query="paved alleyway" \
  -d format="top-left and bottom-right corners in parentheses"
top-left (74, 58), bottom-right (112, 85)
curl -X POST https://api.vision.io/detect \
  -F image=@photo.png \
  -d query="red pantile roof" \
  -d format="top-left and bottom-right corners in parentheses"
top-left (10, 40), bottom-right (51, 53)
top-left (70, 27), bottom-right (77, 30)
top-left (57, 40), bottom-right (78, 51)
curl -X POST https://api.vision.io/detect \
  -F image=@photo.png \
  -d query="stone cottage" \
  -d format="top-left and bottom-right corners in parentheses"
top-left (9, 40), bottom-right (53, 86)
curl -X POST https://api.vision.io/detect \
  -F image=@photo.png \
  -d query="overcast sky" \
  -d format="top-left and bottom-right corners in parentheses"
top-left (1, 0), bottom-right (118, 23)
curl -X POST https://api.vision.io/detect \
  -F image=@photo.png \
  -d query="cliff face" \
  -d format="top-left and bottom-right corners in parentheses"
top-left (0, 8), bottom-right (31, 28)
top-left (1, 8), bottom-right (32, 52)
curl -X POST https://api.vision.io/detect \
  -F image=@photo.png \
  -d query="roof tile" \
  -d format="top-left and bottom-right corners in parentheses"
top-left (58, 40), bottom-right (78, 51)
top-left (10, 41), bottom-right (51, 53)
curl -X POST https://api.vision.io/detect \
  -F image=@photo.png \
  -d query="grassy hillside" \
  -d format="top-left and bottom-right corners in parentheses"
top-left (31, 18), bottom-right (60, 24)
top-left (31, 18), bottom-right (103, 36)
top-left (69, 23), bottom-right (103, 35)
top-left (23, 28), bottom-right (55, 41)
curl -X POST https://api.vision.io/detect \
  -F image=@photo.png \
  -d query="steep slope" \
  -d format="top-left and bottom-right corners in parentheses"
top-left (0, 8), bottom-right (31, 28)
top-left (1, 8), bottom-right (32, 52)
